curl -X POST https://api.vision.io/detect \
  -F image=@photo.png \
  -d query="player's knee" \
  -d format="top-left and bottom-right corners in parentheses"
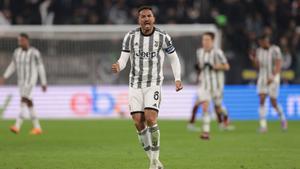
top-left (145, 114), bottom-right (157, 126)
top-left (21, 97), bottom-right (33, 107)
top-left (270, 98), bottom-right (277, 107)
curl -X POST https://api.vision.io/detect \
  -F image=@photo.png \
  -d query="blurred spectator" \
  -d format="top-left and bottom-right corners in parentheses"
top-left (0, 9), bottom-right (11, 25)
top-left (108, 0), bottom-right (129, 24)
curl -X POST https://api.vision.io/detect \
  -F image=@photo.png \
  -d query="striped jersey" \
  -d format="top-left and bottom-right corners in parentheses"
top-left (3, 47), bottom-right (47, 87)
top-left (196, 48), bottom-right (228, 92)
top-left (122, 27), bottom-right (176, 88)
top-left (256, 45), bottom-right (282, 81)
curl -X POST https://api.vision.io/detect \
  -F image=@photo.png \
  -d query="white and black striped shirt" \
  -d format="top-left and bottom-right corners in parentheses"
top-left (122, 27), bottom-right (176, 88)
top-left (197, 48), bottom-right (227, 91)
top-left (3, 47), bottom-right (47, 87)
top-left (256, 45), bottom-right (282, 81)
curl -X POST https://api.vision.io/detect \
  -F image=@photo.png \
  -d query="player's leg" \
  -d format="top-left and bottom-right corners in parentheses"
top-left (189, 102), bottom-right (200, 124)
top-left (258, 93), bottom-right (267, 132)
top-left (24, 98), bottom-right (42, 135)
top-left (187, 87), bottom-right (205, 131)
top-left (21, 86), bottom-right (42, 135)
top-left (200, 100), bottom-right (211, 140)
top-left (129, 87), bottom-right (153, 159)
top-left (213, 91), bottom-right (224, 125)
top-left (213, 96), bottom-right (234, 131)
top-left (257, 78), bottom-right (268, 132)
top-left (132, 112), bottom-right (152, 159)
top-left (10, 97), bottom-right (27, 134)
top-left (187, 101), bottom-right (201, 131)
top-left (214, 104), bottom-right (223, 124)
top-left (269, 80), bottom-right (288, 130)
top-left (144, 86), bottom-right (163, 169)
top-left (144, 108), bottom-right (161, 169)
top-left (270, 98), bottom-right (287, 130)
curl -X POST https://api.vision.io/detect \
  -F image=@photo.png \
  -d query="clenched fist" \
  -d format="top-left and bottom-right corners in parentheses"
top-left (175, 80), bottom-right (183, 92)
top-left (112, 63), bottom-right (120, 73)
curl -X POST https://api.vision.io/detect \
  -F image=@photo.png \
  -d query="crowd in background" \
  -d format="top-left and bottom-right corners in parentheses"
top-left (0, 0), bottom-right (300, 83)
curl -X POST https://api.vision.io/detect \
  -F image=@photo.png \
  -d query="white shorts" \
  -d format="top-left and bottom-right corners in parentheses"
top-left (197, 88), bottom-right (223, 106)
top-left (197, 87), bottom-right (212, 103)
top-left (129, 85), bottom-right (162, 114)
top-left (257, 75), bottom-right (280, 98)
top-left (19, 85), bottom-right (34, 99)
top-left (212, 90), bottom-right (223, 106)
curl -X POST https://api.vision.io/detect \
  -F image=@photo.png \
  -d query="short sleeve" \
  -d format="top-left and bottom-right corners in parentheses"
top-left (216, 49), bottom-right (227, 64)
top-left (272, 46), bottom-right (282, 60)
top-left (122, 32), bottom-right (131, 53)
top-left (162, 34), bottom-right (175, 54)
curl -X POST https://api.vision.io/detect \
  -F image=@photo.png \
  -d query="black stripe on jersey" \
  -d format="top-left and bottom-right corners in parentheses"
top-left (213, 51), bottom-right (220, 90)
top-left (21, 51), bottom-right (26, 86)
top-left (156, 34), bottom-right (163, 85)
top-left (155, 28), bottom-right (166, 35)
top-left (137, 34), bottom-right (144, 88)
top-left (122, 49), bottom-right (130, 53)
top-left (124, 35), bottom-right (131, 51)
top-left (16, 49), bottom-right (22, 84)
top-left (26, 50), bottom-right (33, 85)
top-left (146, 34), bottom-right (154, 87)
top-left (130, 34), bottom-right (136, 87)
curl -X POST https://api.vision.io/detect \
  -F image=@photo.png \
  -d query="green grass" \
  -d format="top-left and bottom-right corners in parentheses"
top-left (0, 120), bottom-right (299, 169)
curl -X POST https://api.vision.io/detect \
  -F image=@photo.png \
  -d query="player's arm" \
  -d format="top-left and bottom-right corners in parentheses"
top-left (112, 51), bottom-right (130, 73)
top-left (273, 47), bottom-right (282, 76)
top-left (112, 33), bottom-right (131, 73)
top-left (164, 34), bottom-right (183, 92)
top-left (268, 47), bottom-right (282, 85)
top-left (214, 63), bottom-right (230, 71)
top-left (273, 58), bottom-right (281, 75)
top-left (214, 50), bottom-right (230, 71)
top-left (249, 49), bottom-right (259, 69)
top-left (36, 51), bottom-right (47, 92)
top-left (0, 57), bottom-right (17, 85)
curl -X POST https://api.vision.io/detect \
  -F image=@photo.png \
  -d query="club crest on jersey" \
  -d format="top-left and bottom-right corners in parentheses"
top-left (154, 41), bottom-right (159, 47)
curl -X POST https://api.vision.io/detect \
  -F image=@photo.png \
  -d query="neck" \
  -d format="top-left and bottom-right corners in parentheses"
top-left (21, 46), bottom-right (29, 50)
top-left (204, 47), bottom-right (213, 52)
top-left (141, 27), bottom-right (154, 36)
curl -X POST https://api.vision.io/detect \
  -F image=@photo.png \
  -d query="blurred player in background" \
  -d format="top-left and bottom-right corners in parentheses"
top-left (0, 33), bottom-right (47, 135)
top-left (187, 32), bottom-right (231, 140)
top-left (249, 35), bottom-right (288, 133)
top-left (112, 6), bottom-right (182, 169)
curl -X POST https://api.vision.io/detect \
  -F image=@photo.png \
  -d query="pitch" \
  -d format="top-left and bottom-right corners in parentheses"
top-left (0, 120), bottom-right (299, 169)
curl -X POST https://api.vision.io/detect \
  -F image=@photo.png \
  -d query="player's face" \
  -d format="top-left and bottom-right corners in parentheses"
top-left (18, 36), bottom-right (29, 49)
top-left (202, 35), bottom-right (213, 50)
top-left (259, 39), bottom-right (270, 49)
top-left (138, 9), bottom-right (155, 32)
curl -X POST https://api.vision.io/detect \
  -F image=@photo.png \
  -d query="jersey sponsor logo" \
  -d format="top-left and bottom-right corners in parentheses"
top-left (135, 50), bottom-right (157, 59)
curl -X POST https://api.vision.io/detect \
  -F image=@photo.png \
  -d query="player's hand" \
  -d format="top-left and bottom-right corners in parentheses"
top-left (42, 85), bottom-right (47, 92)
top-left (0, 77), bottom-right (5, 85)
top-left (112, 63), bottom-right (120, 73)
top-left (175, 80), bottom-right (183, 92)
top-left (249, 50), bottom-right (256, 61)
top-left (213, 64), bottom-right (222, 70)
top-left (204, 63), bottom-right (213, 70)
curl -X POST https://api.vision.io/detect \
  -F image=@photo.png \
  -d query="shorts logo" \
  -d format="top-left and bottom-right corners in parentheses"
top-left (152, 103), bottom-right (157, 107)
